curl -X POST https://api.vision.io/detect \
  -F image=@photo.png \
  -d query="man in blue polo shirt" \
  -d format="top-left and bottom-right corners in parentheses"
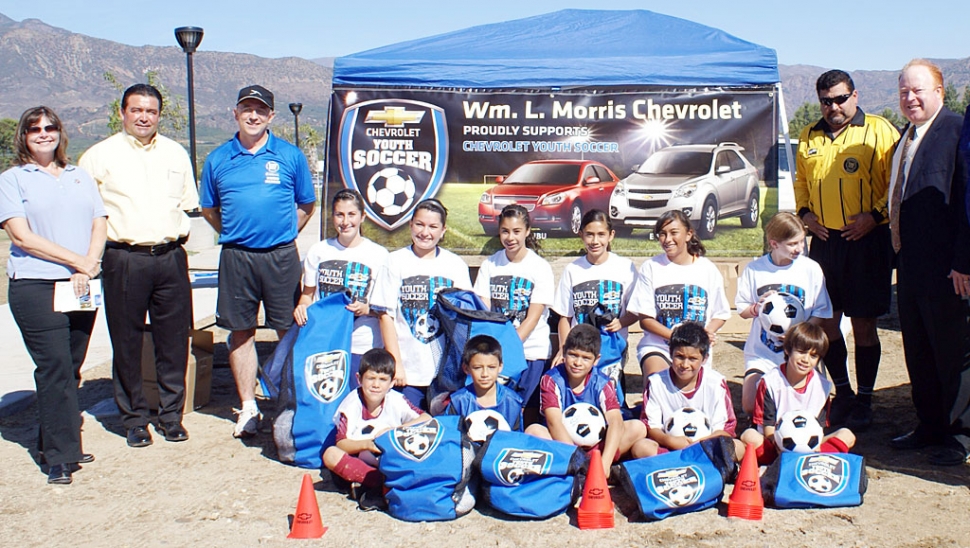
top-left (201, 85), bottom-right (316, 439)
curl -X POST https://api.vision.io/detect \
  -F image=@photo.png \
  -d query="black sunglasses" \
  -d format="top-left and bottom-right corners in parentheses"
top-left (26, 124), bottom-right (60, 134)
top-left (819, 94), bottom-right (852, 107)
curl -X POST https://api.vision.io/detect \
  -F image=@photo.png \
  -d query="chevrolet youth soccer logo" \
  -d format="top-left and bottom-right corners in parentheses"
top-left (646, 465), bottom-right (704, 508)
top-left (390, 418), bottom-right (443, 462)
top-left (796, 454), bottom-right (849, 496)
top-left (304, 350), bottom-right (349, 403)
top-left (494, 448), bottom-right (552, 486)
top-left (338, 99), bottom-right (449, 230)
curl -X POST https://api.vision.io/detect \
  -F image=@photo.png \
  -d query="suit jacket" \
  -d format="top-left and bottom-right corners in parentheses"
top-left (898, 107), bottom-right (970, 283)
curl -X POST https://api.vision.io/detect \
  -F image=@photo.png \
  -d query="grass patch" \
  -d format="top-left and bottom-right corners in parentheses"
top-left (359, 183), bottom-right (774, 258)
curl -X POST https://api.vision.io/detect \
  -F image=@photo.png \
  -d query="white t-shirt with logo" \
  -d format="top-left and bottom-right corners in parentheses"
top-left (735, 254), bottom-right (832, 374)
top-left (628, 254), bottom-right (731, 362)
top-left (372, 246), bottom-right (472, 386)
top-left (552, 253), bottom-right (637, 340)
top-left (302, 237), bottom-right (389, 354)
top-left (473, 249), bottom-right (555, 360)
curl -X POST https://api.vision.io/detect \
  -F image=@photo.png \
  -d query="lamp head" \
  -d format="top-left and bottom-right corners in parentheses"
top-left (175, 27), bottom-right (204, 54)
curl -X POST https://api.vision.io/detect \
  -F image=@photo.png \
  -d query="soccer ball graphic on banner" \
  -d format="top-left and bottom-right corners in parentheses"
top-left (562, 402), bottom-right (607, 447)
top-left (367, 167), bottom-right (416, 216)
top-left (758, 292), bottom-right (807, 340)
top-left (463, 409), bottom-right (511, 442)
top-left (773, 410), bottom-right (823, 453)
top-left (664, 407), bottom-right (712, 440)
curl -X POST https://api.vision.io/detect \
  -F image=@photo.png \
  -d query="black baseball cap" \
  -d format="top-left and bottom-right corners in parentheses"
top-left (236, 85), bottom-right (274, 110)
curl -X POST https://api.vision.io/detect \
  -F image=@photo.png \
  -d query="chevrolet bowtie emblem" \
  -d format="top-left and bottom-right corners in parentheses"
top-left (365, 107), bottom-right (425, 127)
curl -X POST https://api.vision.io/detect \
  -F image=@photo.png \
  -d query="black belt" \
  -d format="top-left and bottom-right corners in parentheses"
top-left (222, 241), bottom-right (294, 253)
top-left (107, 237), bottom-right (186, 256)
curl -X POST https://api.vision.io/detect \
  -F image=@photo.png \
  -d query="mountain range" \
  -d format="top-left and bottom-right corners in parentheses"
top-left (2, 13), bottom-right (968, 148)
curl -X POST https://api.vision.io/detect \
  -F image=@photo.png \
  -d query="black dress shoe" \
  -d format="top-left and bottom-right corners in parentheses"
top-left (156, 422), bottom-right (189, 442)
top-left (890, 429), bottom-right (939, 450)
top-left (47, 464), bottom-right (73, 485)
top-left (927, 438), bottom-right (970, 466)
top-left (126, 426), bottom-right (153, 448)
top-left (38, 452), bottom-right (95, 465)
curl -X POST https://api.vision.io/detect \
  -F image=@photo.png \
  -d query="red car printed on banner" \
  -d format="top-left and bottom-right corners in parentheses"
top-left (478, 160), bottom-right (620, 236)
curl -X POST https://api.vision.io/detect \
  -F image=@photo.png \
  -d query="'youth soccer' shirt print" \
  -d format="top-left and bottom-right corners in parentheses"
top-left (569, 279), bottom-right (624, 325)
top-left (654, 284), bottom-right (708, 328)
top-left (316, 259), bottom-right (375, 302)
top-left (488, 275), bottom-right (535, 325)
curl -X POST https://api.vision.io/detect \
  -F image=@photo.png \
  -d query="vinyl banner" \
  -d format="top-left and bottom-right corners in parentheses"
top-left (325, 87), bottom-right (777, 255)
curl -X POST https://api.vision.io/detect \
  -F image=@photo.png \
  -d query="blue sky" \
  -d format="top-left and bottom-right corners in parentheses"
top-left (3, 1), bottom-right (963, 71)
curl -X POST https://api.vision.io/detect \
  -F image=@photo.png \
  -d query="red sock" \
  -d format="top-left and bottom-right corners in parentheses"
top-left (820, 437), bottom-right (849, 453)
top-left (334, 453), bottom-right (383, 487)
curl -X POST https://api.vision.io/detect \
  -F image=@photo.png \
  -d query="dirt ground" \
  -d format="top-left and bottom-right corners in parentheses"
top-left (2, 317), bottom-right (969, 548)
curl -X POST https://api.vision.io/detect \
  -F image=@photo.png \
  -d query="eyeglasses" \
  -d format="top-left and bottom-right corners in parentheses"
top-left (819, 94), bottom-right (852, 107)
top-left (26, 125), bottom-right (60, 135)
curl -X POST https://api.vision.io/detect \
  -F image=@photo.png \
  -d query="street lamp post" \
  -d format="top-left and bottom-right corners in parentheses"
top-left (174, 26), bottom-right (204, 182)
top-left (289, 102), bottom-right (303, 151)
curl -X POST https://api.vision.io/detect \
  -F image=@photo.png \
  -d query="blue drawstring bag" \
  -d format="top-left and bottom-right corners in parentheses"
top-left (429, 289), bottom-right (528, 409)
top-left (761, 452), bottom-right (867, 508)
top-left (476, 430), bottom-right (587, 519)
top-left (375, 415), bottom-right (476, 521)
top-left (286, 291), bottom-right (354, 468)
top-left (615, 437), bottom-right (736, 520)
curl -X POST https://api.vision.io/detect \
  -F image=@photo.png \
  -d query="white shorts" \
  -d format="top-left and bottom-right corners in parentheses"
top-left (744, 355), bottom-right (781, 377)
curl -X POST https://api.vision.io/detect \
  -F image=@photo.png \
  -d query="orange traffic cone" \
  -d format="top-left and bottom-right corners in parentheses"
top-left (288, 474), bottom-right (327, 539)
top-left (577, 448), bottom-right (614, 529)
top-left (727, 443), bottom-right (764, 520)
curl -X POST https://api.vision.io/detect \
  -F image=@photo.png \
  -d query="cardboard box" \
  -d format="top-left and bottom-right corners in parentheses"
top-left (189, 328), bottom-right (214, 353)
top-left (141, 331), bottom-right (213, 414)
top-left (712, 260), bottom-right (740, 309)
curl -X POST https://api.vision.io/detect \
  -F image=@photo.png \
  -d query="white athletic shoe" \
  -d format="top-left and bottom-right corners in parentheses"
top-left (233, 407), bottom-right (261, 438)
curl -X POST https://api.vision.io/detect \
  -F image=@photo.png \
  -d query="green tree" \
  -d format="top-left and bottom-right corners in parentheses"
top-left (103, 71), bottom-right (187, 136)
top-left (943, 83), bottom-right (962, 114)
top-left (274, 123), bottom-right (325, 169)
top-left (787, 101), bottom-right (821, 139)
top-left (0, 118), bottom-right (17, 170)
top-left (960, 84), bottom-right (970, 115)
top-left (878, 107), bottom-right (906, 130)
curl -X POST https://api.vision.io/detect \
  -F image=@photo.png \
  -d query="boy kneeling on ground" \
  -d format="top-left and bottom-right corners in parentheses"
top-left (323, 348), bottom-right (431, 504)
top-left (741, 322), bottom-right (856, 464)
top-left (526, 324), bottom-right (653, 478)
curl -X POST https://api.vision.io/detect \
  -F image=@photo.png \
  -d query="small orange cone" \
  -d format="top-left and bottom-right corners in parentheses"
top-left (577, 448), bottom-right (614, 529)
top-left (727, 443), bottom-right (763, 520)
top-left (288, 473), bottom-right (327, 539)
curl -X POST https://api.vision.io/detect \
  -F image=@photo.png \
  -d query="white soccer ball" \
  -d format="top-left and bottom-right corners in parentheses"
top-left (758, 292), bottom-right (807, 340)
top-left (366, 167), bottom-right (416, 216)
top-left (664, 407), bottom-right (712, 441)
top-left (463, 409), bottom-right (511, 442)
top-left (561, 402), bottom-right (607, 448)
top-left (773, 410), bottom-right (824, 453)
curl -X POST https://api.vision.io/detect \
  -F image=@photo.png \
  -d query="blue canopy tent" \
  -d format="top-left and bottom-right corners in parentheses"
top-left (333, 9), bottom-right (779, 88)
top-left (326, 9), bottom-right (787, 244)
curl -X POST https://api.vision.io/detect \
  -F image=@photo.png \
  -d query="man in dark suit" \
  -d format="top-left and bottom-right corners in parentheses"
top-left (889, 59), bottom-right (970, 466)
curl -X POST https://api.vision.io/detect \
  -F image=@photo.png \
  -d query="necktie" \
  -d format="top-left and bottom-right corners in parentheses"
top-left (890, 125), bottom-right (915, 252)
